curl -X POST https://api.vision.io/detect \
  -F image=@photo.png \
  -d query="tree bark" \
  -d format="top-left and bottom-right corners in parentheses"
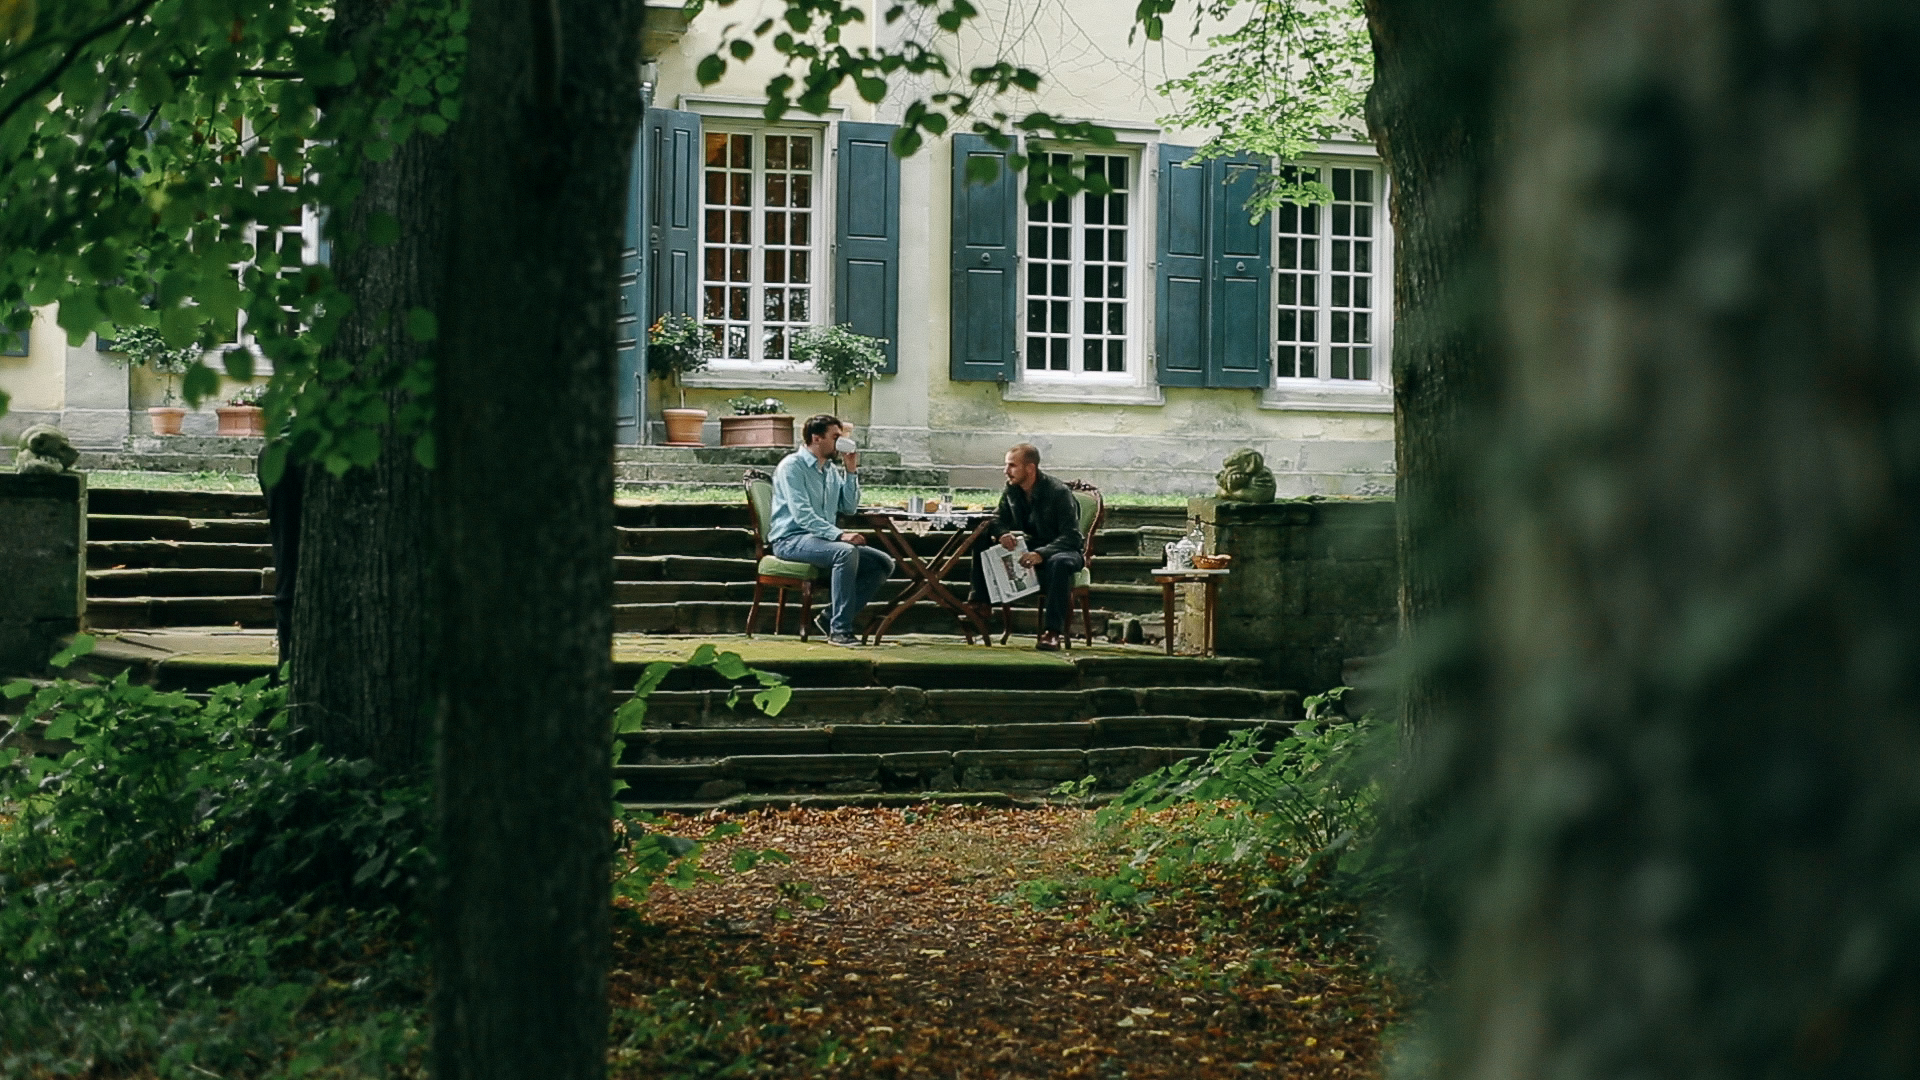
top-left (1363, 0), bottom-right (1501, 766)
top-left (288, 0), bottom-right (446, 777)
top-left (1420, 0), bottom-right (1920, 1074)
top-left (430, 0), bottom-right (640, 1075)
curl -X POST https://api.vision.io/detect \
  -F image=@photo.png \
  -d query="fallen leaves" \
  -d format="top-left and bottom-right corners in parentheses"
top-left (608, 804), bottom-right (1396, 1078)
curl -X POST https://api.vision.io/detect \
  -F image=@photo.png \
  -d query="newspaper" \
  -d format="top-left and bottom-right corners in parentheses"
top-left (978, 536), bottom-right (1041, 605)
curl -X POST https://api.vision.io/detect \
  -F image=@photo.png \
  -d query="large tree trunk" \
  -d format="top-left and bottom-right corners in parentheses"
top-left (1362, 0), bottom-right (1501, 764)
top-left (288, 0), bottom-right (446, 776)
top-left (430, 0), bottom-right (640, 1075)
top-left (1417, 0), bottom-right (1920, 1074)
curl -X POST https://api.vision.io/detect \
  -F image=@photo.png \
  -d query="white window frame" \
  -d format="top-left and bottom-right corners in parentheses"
top-left (1005, 140), bottom-right (1163, 406)
top-left (695, 122), bottom-right (828, 371)
top-left (231, 128), bottom-right (323, 377)
top-left (1262, 145), bottom-right (1393, 414)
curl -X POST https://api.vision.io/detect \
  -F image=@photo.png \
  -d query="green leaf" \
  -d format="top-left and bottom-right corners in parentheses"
top-left (182, 363), bottom-right (221, 405)
top-left (856, 76), bottom-right (887, 103)
top-left (614, 699), bottom-right (647, 734)
top-left (3, 680), bottom-right (31, 699)
top-left (729, 39), bottom-right (754, 60)
top-left (711, 651), bottom-right (750, 680)
top-left (413, 432), bottom-right (436, 469)
top-left (752, 683), bottom-right (793, 717)
top-left (696, 55), bottom-right (727, 85)
top-left (44, 711), bottom-right (78, 741)
top-left (48, 634), bottom-right (94, 669)
top-left (406, 307), bottom-right (438, 342)
top-left (687, 644), bottom-right (719, 667)
top-left (965, 155), bottom-right (1000, 185)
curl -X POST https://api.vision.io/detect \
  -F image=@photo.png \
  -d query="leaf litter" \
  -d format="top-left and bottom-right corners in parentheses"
top-left (609, 803), bottom-right (1397, 1078)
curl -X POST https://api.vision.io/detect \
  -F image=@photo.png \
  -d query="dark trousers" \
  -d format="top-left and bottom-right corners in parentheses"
top-left (970, 547), bottom-right (1084, 633)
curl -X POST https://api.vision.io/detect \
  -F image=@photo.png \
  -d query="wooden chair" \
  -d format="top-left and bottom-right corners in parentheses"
top-left (999, 480), bottom-right (1103, 648)
top-left (743, 468), bottom-right (821, 640)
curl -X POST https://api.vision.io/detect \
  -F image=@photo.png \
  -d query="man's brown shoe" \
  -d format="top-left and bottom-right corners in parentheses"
top-left (1036, 631), bottom-right (1062, 651)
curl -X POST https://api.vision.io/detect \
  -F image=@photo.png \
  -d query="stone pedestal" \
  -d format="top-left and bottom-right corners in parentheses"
top-left (0, 472), bottom-right (87, 675)
top-left (1188, 496), bottom-right (1398, 691)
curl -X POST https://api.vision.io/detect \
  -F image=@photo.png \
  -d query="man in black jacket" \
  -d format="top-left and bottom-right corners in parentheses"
top-left (972, 443), bottom-right (1084, 650)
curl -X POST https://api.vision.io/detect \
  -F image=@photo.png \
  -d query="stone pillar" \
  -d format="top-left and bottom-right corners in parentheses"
top-left (1189, 496), bottom-right (1398, 690)
top-left (0, 472), bottom-right (88, 675)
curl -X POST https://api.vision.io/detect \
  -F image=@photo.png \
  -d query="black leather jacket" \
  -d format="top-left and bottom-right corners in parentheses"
top-left (989, 471), bottom-right (1084, 559)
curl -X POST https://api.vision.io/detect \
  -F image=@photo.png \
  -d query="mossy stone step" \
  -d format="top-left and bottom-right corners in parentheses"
top-left (615, 745), bottom-right (1213, 801)
top-left (624, 716), bottom-right (1295, 763)
top-left (610, 646), bottom-right (1271, 692)
top-left (89, 514), bottom-right (270, 543)
top-left (87, 568), bottom-right (267, 598)
top-left (612, 598), bottom-right (1117, 638)
top-left (87, 595), bottom-right (275, 629)
top-left (631, 685), bottom-right (1298, 730)
top-left (88, 540), bottom-right (273, 570)
top-left (89, 488), bottom-right (267, 519)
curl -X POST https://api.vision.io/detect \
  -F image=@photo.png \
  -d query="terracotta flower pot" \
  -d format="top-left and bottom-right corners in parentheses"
top-left (215, 405), bottom-right (265, 436)
top-left (148, 406), bottom-right (187, 436)
top-left (662, 408), bottom-right (708, 446)
top-left (719, 413), bottom-right (794, 447)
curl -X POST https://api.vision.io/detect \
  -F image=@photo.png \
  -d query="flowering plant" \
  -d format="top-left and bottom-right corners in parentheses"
top-left (647, 313), bottom-right (717, 408)
top-left (727, 394), bottom-right (786, 416)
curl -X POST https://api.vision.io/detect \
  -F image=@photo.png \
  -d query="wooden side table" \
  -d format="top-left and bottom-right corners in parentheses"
top-left (1151, 568), bottom-right (1231, 656)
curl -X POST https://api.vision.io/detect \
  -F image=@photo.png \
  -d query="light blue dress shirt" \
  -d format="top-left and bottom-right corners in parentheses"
top-left (768, 449), bottom-right (860, 543)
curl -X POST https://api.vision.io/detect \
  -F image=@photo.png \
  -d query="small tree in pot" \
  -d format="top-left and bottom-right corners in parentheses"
top-left (791, 324), bottom-right (887, 414)
top-left (105, 326), bottom-right (201, 435)
top-left (648, 313), bottom-right (718, 445)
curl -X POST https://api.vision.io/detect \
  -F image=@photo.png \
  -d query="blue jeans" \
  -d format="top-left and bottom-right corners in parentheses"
top-left (771, 533), bottom-right (896, 636)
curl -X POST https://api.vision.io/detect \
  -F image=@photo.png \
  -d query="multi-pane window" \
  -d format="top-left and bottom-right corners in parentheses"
top-left (235, 150), bottom-right (322, 354)
top-left (1025, 153), bottom-right (1131, 376)
top-left (1276, 163), bottom-right (1378, 382)
top-left (701, 130), bottom-right (816, 362)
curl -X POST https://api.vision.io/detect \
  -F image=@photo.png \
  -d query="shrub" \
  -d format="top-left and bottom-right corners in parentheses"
top-left (789, 324), bottom-right (886, 408)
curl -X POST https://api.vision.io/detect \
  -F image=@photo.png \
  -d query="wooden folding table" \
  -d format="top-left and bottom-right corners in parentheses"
top-left (858, 510), bottom-right (997, 646)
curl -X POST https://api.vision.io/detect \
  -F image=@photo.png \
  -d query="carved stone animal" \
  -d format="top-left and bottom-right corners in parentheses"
top-left (1215, 448), bottom-right (1276, 503)
top-left (15, 424), bottom-right (79, 475)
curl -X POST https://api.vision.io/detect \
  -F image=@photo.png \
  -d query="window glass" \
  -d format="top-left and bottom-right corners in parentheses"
top-left (1025, 153), bottom-right (1134, 378)
top-left (701, 129), bottom-right (817, 362)
top-left (1276, 163), bottom-right (1379, 385)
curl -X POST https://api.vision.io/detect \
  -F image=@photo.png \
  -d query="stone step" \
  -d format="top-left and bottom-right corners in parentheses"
top-left (612, 446), bottom-right (903, 467)
top-left (622, 716), bottom-right (1290, 763)
top-left (88, 488), bottom-right (267, 519)
top-left (614, 744), bottom-right (1215, 801)
top-left (86, 595), bottom-right (275, 629)
top-left (613, 502), bottom-right (750, 529)
top-left (75, 450), bottom-right (261, 474)
top-left (615, 463), bottom-right (949, 488)
top-left (611, 579), bottom-right (1167, 614)
top-left (614, 651), bottom-right (1269, 693)
top-left (623, 684), bottom-right (1298, 729)
top-left (612, 598), bottom-right (1119, 638)
top-left (87, 567), bottom-right (268, 598)
top-left (611, 553), bottom-right (1170, 586)
top-left (88, 540), bottom-right (274, 570)
top-left (89, 514), bottom-right (270, 544)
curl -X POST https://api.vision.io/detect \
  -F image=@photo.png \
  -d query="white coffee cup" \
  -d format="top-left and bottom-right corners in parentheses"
top-left (835, 436), bottom-right (857, 454)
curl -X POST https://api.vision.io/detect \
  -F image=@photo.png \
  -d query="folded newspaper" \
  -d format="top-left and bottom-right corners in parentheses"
top-left (978, 536), bottom-right (1041, 605)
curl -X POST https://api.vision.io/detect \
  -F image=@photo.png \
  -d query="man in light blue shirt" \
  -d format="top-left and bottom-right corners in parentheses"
top-left (769, 414), bottom-right (894, 646)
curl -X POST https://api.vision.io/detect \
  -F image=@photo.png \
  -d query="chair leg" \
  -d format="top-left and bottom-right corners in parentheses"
top-left (774, 587), bottom-right (786, 636)
top-left (1077, 587), bottom-right (1094, 646)
top-left (747, 580), bottom-right (765, 637)
top-left (799, 581), bottom-right (814, 642)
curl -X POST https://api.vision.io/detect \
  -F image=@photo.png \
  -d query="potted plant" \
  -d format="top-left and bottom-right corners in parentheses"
top-left (648, 313), bottom-right (717, 446)
top-left (105, 325), bottom-right (200, 435)
top-left (718, 394), bottom-right (793, 447)
top-left (216, 383), bottom-right (268, 436)
top-left (790, 324), bottom-right (888, 414)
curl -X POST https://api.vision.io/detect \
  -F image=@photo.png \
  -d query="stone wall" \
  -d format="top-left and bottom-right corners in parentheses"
top-left (0, 472), bottom-right (87, 675)
top-left (1188, 496), bottom-right (1397, 692)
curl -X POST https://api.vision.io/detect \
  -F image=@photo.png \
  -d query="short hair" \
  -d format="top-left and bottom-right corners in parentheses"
top-left (802, 414), bottom-right (844, 443)
top-left (1008, 443), bottom-right (1040, 466)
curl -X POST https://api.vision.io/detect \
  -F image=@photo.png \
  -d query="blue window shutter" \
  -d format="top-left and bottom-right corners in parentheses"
top-left (646, 109), bottom-right (701, 320)
top-left (835, 123), bottom-right (902, 375)
top-left (1156, 144), bottom-right (1209, 388)
top-left (949, 134), bottom-right (1019, 382)
top-left (616, 116), bottom-right (647, 444)
top-left (1207, 154), bottom-right (1272, 388)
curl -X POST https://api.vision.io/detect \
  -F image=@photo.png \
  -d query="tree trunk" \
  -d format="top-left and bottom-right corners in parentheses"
top-left (1420, 0), bottom-right (1920, 1074)
top-left (288, 0), bottom-right (446, 777)
top-left (1362, 0), bottom-right (1501, 765)
top-left (430, 0), bottom-right (640, 1075)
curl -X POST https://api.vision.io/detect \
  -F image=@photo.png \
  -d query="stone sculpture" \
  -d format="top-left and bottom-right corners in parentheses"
top-left (1214, 447), bottom-right (1276, 504)
top-left (14, 424), bottom-right (79, 475)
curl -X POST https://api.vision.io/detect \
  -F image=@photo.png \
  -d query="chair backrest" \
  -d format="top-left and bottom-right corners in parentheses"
top-left (1066, 480), bottom-right (1104, 561)
top-left (743, 468), bottom-right (774, 558)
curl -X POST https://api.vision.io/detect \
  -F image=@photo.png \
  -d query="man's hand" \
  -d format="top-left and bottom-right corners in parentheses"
top-left (999, 533), bottom-right (1019, 551)
top-left (1018, 551), bottom-right (1043, 568)
top-left (841, 451), bottom-right (859, 470)
top-left (839, 531), bottom-right (867, 545)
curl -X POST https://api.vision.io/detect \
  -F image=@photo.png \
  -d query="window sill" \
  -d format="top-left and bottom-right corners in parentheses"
top-left (1260, 385), bottom-right (1393, 413)
top-left (681, 366), bottom-right (830, 392)
top-left (1002, 381), bottom-right (1165, 406)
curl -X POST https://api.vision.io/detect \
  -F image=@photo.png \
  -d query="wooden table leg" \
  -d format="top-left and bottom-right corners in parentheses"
top-left (1161, 579), bottom-right (1176, 656)
top-left (1204, 576), bottom-right (1219, 657)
